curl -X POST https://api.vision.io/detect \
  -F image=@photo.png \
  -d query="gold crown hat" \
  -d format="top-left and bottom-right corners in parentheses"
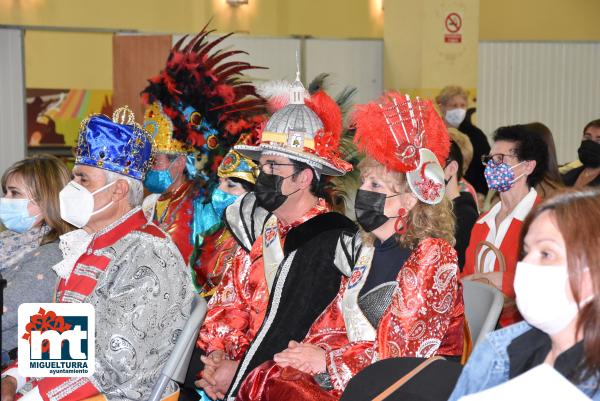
top-left (143, 101), bottom-right (194, 154)
top-left (235, 68), bottom-right (351, 177)
top-left (217, 134), bottom-right (260, 184)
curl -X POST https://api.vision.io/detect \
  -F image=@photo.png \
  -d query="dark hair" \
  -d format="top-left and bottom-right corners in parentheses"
top-left (583, 119), bottom-right (600, 134)
top-left (493, 124), bottom-right (549, 188)
top-left (523, 122), bottom-right (562, 183)
top-left (446, 140), bottom-right (465, 180)
top-left (290, 159), bottom-right (326, 198)
top-left (229, 176), bottom-right (255, 193)
top-left (520, 188), bottom-right (600, 387)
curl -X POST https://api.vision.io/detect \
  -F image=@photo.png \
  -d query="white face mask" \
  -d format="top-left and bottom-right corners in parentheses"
top-left (444, 108), bottom-right (467, 128)
top-left (514, 262), bottom-right (579, 335)
top-left (59, 181), bottom-right (115, 228)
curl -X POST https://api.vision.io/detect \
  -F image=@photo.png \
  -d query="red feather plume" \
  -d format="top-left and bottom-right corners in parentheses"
top-left (352, 92), bottom-right (449, 173)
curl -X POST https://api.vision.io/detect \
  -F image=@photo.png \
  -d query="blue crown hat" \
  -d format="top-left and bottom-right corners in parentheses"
top-left (76, 106), bottom-right (155, 181)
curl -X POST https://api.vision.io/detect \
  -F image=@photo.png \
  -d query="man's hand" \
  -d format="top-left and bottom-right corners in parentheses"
top-left (1, 376), bottom-right (17, 401)
top-left (196, 351), bottom-right (225, 399)
top-left (211, 359), bottom-right (240, 399)
top-left (195, 350), bottom-right (239, 400)
top-left (273, 341), bottom-right (326, 374)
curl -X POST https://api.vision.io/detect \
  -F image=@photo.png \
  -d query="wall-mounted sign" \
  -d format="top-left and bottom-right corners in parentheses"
top-left (444, 12), bottom-right (463, 43)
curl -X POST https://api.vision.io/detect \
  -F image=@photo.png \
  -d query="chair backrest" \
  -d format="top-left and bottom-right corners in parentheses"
top-left (147, 296), bottom-right (208, 401)
top-left (461, 280), bottom-right (504, 346)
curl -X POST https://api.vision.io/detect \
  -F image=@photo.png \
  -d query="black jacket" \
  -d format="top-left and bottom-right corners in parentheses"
top-left (453, 192), bottom-right (479, 270)
top-left (226, 209), bottom-right (357, 398)
top-left (562, 166), bottom-right (600, 187)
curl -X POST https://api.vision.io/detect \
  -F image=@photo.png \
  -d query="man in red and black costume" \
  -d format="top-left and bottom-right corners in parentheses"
top-left (195, 72), bottom-right (357, 400)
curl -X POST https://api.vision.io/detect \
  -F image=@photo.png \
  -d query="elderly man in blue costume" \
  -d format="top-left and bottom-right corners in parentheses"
top-left (1, 107), bottom-right (194, 401)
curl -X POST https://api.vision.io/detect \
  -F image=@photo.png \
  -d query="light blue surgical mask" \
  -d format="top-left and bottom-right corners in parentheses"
top-left (0, 198), bottom-right (39, 233)
top-left (210, 188), bottom-right (239, 217)
top-left (144, 169), bottom-right (174, 194)
top-left (192, 188), bottom-right (240, 241)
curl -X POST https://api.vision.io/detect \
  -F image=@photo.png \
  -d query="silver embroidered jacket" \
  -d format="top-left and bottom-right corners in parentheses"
top-left (9, 208), bottom-right (195, 401)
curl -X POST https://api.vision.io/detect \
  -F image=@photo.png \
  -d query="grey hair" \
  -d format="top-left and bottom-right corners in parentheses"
top-left (104, 170), bottom-right (144, 207)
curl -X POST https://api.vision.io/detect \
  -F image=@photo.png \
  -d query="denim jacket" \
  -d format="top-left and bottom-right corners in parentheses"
top-left (448, 322), bottom-right (600, 401)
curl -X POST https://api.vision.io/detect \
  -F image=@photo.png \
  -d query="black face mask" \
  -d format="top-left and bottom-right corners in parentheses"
top-left (354, 189), bottom-right (397, 232)
top-left (578, 140), bottom-right (600, 168)
top-left (254, 172), bottom-right (298, 212)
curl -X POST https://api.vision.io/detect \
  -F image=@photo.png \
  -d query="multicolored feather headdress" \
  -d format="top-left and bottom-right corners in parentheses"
top-left (353, 92), bottom-right (450, 204)
top-left (141, 23), bottom-right (267, 179)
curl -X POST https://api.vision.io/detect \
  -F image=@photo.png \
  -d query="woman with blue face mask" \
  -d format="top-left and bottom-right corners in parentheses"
top-left (0, 155), bottom-right (73, 365)
top-left (463, 125), bottom-right (549, 327)
top-left (449, 188), bottom-right (600, 401)
top-left (191, 148), bottom-right (258, 297)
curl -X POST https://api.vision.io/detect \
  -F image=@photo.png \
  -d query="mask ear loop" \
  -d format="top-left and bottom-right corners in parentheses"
top-left (394, 207), bottom-right (409, 235)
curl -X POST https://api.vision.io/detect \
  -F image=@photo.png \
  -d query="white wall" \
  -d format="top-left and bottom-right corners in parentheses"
top-left (478, 41), bottom-right (600, 164)
top-left (0, 28), bottom-right (26, 175)
top-left (173, 34), bottom-right (384, 106)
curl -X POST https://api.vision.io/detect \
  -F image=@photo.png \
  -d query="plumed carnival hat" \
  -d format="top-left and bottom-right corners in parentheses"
top-left (235, 67), bottom-right (353, 177)
top-left (352, 92), bottom-right (450, 204)
top-left (75, 106), bottom-right (154, 181)
top-left (141, 23), bottom-right (267, 179)
top-left (217, 134), bottom-right (259, 184)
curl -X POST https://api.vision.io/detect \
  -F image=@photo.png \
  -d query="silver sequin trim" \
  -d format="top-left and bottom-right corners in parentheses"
top-left (73, 263), bottom-right (104, 281)
top-left (62, 290), bottom-right (86, 303)
top-left (227, 250), bottom-right (296, 401)
top-left (47, 377), bottom-right (88, 401)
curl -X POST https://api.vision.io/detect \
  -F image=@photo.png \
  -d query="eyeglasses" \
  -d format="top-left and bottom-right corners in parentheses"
top-left (481, 153), bottom-right (519, 166)
top-left (258, 162), bottom-right (296, 174)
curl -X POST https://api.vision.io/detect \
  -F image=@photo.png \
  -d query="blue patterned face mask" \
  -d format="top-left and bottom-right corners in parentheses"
top-left (484, 161), bottom-right (525, 193)
top-left (0, 198), bottom-right (39, 233)
top-left (144, 169), bottom-right (173, 194)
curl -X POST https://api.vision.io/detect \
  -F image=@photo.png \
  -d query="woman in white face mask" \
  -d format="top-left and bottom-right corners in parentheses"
top-left (436, 85), bottom-right (491, 196)
top-left (449, 187), bottom-right (600, 401)
top-left (0, 155), bottom-right (73, 365)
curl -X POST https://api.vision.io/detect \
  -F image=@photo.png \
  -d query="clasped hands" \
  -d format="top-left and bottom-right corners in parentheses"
top-left (196, 350), bottom-right (239, 400)
top-left (195, 341), bottom-right (326, 400)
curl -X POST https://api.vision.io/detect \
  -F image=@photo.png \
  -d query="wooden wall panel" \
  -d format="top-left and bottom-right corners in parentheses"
top-left (112, 35), bottom-right (172, 124)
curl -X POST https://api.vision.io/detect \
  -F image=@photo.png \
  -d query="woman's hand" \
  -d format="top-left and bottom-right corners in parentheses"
top-left (273, 341), bottom-right (327, 374)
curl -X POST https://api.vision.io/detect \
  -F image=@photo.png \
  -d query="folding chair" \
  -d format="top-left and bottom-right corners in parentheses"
top-left (461, 279), bottom-right (504, 346)
top-left (147, 296), bottom-right (208, 401)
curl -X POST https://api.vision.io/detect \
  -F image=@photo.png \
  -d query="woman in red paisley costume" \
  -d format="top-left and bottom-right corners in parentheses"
top-left (235, 93), bottom-right (465, 401)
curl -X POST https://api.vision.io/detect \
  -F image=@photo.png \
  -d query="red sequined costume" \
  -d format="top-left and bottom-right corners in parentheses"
top-left (236, 238), bottom-right (464, 400)
top-left (152, 181), bottom-right (199, 264)
top-left (197, 198), bottom-right (329, 359)
top-left (235, 93), bottom-right (464, 400)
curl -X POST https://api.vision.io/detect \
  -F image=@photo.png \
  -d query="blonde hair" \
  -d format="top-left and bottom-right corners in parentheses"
top-left (1, 154), bottom-right (73, 244)
top-left (358, 157), bottom-right (455, 249)
top-left (435, 86), bottom-right (469, 107)
top-left (448, 129), bottom-right (473, 173)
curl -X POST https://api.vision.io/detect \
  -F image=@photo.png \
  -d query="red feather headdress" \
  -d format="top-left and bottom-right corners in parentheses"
top-left (352, 92), bottom-right (450, 204)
